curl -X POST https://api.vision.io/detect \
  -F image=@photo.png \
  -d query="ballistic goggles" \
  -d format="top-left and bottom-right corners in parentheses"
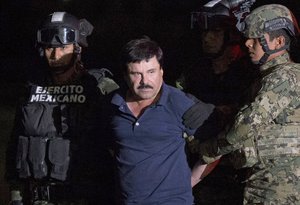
top-left (37, 27), bottom-right (79, 46)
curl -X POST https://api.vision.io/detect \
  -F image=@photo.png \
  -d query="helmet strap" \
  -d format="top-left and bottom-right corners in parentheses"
top-left (74, 43), bottom-right (82, 54)
top-left (258, 36), bottom-right (289, 65)
top-left (37, 46), bottom-right (44, 57)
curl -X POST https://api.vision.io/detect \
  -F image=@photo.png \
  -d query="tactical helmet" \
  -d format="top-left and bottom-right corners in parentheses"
top-left (243, 4), bottom-right (299, 38)
top-left (197, 13), bottom-right (235, 31)
top-left (37, 12), bottom-right (93, 47)
top-left (192, 3), bottom-right (235, 31)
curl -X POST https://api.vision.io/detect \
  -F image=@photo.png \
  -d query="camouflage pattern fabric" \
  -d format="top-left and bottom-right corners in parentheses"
top-left (243, 4), bottom-right (295, 38)
top-left (198, 53), bottom-right (300, 204)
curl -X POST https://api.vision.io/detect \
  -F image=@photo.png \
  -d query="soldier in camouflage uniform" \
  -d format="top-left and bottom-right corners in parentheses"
top-left (183, 4), bottom-right (300, 205)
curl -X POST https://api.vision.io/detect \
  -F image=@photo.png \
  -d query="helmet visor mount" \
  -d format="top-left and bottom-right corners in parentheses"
top-left (264, 17), bottom-right (295, 37)
top-left (37, 27), bottom-right (78, 47)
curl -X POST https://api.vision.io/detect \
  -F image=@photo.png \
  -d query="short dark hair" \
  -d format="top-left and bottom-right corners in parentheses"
top-left (120, 36), bottom-right (163, 73)
top-left (268, 29), bottom-right (291, 48)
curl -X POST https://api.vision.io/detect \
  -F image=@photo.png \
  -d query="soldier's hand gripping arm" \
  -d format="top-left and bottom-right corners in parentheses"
top-left (182, 97), bottom-right (224, 187)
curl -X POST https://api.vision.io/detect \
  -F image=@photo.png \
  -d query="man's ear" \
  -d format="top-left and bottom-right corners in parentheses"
top-left (275, 35), bottom-right (286, 49)
top-left (160, 66), bottom-right (164, 76)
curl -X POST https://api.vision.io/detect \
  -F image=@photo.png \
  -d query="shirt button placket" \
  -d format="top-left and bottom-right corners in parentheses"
top-left (132, 121), bottom-right (140, 131)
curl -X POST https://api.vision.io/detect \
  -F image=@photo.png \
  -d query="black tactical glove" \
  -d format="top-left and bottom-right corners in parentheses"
top-left (183, 100), bottom-right (215, 129)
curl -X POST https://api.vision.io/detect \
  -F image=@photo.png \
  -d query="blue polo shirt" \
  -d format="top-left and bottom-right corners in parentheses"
top-left (110, 83), bottom-right (195, 205)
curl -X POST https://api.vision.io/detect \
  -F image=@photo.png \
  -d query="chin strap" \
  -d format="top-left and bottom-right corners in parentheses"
top-left (258, 36), bottom-right (289, 65)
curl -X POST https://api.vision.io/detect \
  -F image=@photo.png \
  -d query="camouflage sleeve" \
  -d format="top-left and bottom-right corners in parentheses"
top-left (223, 65), bottom-right (300, 151)
top-left (199, 64), bottom-right (300, 162)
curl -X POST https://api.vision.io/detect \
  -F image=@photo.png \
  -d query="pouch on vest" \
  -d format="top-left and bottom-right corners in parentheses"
top-left (16, 136), bottom-right (31, 178)
top-left (22, 103), bottom-right (58, 137)
top-left (48, 138), bottom-right (70, 181)
top-left (28, 136), bottom-right (48, 179)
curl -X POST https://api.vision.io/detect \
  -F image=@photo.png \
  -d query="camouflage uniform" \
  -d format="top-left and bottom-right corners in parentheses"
top-left (192, 4), bottom-right (300, 205)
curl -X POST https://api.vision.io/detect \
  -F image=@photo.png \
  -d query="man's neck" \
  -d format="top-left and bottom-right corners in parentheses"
top-left (126, 90), bottom-right (161, 118)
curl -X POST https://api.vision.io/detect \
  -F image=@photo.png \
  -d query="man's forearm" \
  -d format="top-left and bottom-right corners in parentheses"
top-left (191, 158), bottom-right (221, 187)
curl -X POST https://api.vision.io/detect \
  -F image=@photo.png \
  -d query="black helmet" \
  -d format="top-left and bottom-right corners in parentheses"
top-left (37, 12), bottom-right (93, 47)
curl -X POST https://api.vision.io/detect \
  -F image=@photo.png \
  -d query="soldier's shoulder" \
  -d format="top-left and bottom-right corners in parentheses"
top-left (87, 68), bottom-right (120, 95)
top-left (271, 62), bottom-right (300, 77)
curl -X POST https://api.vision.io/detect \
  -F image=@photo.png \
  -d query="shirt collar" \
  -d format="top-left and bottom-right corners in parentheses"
top-left (156, 82), bottom-right (169, 106)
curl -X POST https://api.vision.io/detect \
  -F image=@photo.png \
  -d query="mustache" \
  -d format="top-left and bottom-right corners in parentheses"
top-left (49, 62), bottom-right (65, 67)
top-left (138, 84), bottom-right (153, 89)
top-left (48, 59), bottom-right (66, 67)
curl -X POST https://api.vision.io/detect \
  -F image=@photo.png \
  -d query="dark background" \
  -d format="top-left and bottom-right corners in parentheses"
top-left (1, 0), bottom-right (300, 203)
top-left (1, 0), bottom-right (300, 85)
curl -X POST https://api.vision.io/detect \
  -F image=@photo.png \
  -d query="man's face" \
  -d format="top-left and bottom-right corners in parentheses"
top-left (125, 56), bottom-right (164, 101)
top-left (44, 44), bottom-right (75, 69)
top-left (201, 29), bottom-right (225, 54)
top-left (245, 33), bottom-right (277, 64)
top-left (212, 44), bottom-right (241, 74)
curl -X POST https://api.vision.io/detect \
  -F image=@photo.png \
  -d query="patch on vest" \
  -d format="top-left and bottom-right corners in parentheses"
top-left (29, 85), bottom-right (86, 103)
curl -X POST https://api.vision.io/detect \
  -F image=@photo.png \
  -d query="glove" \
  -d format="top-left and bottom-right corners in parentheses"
top-left (183, 100), bottom-right (215, 129)
top-left (10, 190), bottom-right (23, 205)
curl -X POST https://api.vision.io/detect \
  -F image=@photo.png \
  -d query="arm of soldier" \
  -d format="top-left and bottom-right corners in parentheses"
top-left (190, 127), bottom-right (245, 165)
top-left (197, 74), bottom-right (294, 161)
top-left (223, 71), bottom-right (297, 147)
top-left (185, 69), bottom-right (297, 160)
top-left (197, 99), bottom-right (290, 162)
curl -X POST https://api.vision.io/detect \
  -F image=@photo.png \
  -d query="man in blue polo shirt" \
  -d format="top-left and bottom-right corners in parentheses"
top-left (108, 36), bottom-right (214, 204)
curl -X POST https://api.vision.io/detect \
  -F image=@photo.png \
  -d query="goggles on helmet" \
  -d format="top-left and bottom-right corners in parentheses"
top-left (37, 27), bottom-right (78, 46)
